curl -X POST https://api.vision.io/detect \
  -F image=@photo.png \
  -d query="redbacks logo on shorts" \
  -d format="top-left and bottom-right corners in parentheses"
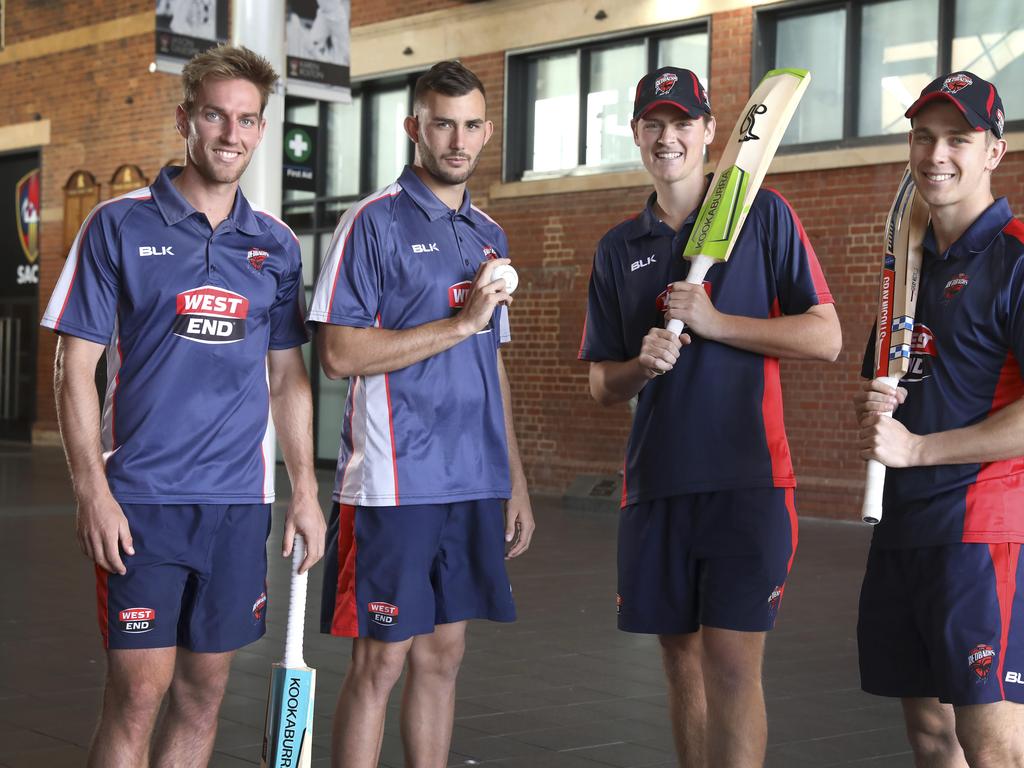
top-left (767, 585), bottom-right (784, 621)
top-left (655, 72), bottom-right (678, 96)
top-left (119, 607), bottom-right (156, 633)
top-left (247, 248), bottom-right (268, 271)
top-left (448, 280), bottom-right (472, 308)
top-left (902, 323), bottom-right (937, 384)
top-left (616, 593), bottom-right (623, 615)
top-left (252, 591), bottom-right (267, 623)
top-left (942, 73), bottom-right (973, 94)
top-left (943, 272), bottom-right (969, 301)
top-left (368, 601), bottom-right (399, 626)
top-left (968, 643), bottom-right (996, 683)
top-left (483, 245), bottom-right (499, 260)
top-left (174, 286), bottom-right (250, 344)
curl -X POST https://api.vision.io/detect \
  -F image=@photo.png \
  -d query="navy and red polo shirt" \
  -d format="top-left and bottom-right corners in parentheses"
top-left (41, 166), bottom-right (308, 504)
top-left (307, 166), bottom-right (512, 507)
top-left (861, 197), bottom-right (1024, 548)
top-left (580, 186), bottom-right (833, 507)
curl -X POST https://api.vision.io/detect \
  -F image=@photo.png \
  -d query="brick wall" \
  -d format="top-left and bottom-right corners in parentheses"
top-left (13, 2), bottom-right (1024, 520)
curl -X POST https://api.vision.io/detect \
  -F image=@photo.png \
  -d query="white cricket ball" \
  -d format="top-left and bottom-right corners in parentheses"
top-left (492, 264), bottom-right (519, 294)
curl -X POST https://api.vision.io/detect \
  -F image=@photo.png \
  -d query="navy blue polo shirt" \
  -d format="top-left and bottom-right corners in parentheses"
top-left (307, 166), bottom-right (512, 507)
top-left (861, 197), bottom-right (1024, 548)
top-left (41, 166), bottom-right (309, 504)
top-left (580, 186), bottom-right (833, 506)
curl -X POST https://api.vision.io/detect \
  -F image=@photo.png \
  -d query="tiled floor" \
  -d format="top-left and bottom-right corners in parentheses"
top-left (0, 443), bottom-right (912, 767)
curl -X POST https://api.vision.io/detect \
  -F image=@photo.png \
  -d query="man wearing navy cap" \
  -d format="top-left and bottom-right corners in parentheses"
top-left (580, 66), bottom-right (841, 767)
top-left (855, 71), bottom-right (1024, 765)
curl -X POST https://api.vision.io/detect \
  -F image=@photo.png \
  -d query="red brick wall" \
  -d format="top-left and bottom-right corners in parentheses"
top-left (14, 3), bottom-right (1024, 520)
top-left (352, 0), bottom-right (463, 27)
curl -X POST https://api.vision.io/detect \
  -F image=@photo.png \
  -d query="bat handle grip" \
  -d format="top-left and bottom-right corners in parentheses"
top-left (861, 376), bottom-right (898, 525)
top-left (666, 255), bottom-right (716, 338)
top-left (283, 534), bottom-right (308, 668)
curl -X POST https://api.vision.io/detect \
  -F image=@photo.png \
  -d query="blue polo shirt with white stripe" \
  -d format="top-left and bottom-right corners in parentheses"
top-left (861, 198), bottom-right (1024, 548)
top-left (580, 186), bottom-right (833, 506)
top-left (41, 166), bottom-right (308, 504)
top-left (307, 165), bottom-right (511, 507)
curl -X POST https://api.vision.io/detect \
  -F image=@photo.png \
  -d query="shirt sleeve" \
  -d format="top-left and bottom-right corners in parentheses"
top-left (307, 199), bottom-right (386, 328)
top-left (578, 237), bottom-right (627, 362)
top-left (40, 202), bottom-right (122, 344)
top-left (764, 190), bottom-right (835, 316)
top-left (268, 232), bottom-right (310, 350)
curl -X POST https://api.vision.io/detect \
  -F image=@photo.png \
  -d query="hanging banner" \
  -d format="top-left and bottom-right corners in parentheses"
top-left (285, 0), bottom-right (352, 103)
top-left (154, 0), bottom-right (230, 74)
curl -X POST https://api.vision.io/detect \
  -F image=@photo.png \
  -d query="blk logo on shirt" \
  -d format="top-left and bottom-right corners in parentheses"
top-left (173, 286), bottom-right (250, 344)
top-left (119, 607), bottom-right (156, 633)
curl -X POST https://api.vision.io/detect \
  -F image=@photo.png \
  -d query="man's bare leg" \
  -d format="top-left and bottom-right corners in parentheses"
top-left (660, 631), bottom-right (707, 768)
top-left (954, 700), bottom-right (1024, 767)
top-left (401, 621), bottom-right (467, 767)
top-left (901, 698), bottom-right (967, 767)
top-left (701, 627), bottom-right (767, 768)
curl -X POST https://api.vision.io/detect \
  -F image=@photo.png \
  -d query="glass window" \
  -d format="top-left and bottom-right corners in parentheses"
top-left (777, 8), bottom-right (846, 144)
top-left (953, 0), bottom-right (1024, 123)
top-left (859, 0), bottom-right (938, 136)
top-left (327, 95), bottom-right (362, 198)
top-left (370, 88), bottom-right (409, 189)
top-left (658, 33), bottom-right (709, 80)
top-left (586, 43), bottom-right (645, 167)
top-left (527, 52), bottom-right (579, 174)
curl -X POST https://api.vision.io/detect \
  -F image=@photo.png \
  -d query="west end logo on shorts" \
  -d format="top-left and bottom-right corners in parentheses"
top-left (368, 601), bottom-right (399, 626)
top-left (119, 607), bottom-right (156, 633)
top-left (968, 643), bottom-right (996, 683)
top-left (247, 247), bottom-right (268, 271)
top-left (173, 286), bottom-right (250, 344)
top-left (252, 591), bottom-right (268, 623)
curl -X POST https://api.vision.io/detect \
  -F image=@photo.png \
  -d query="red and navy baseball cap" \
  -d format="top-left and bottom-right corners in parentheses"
top-left (905, 71), bottom-right (1005, 138)
top-left (633, 66), bottom-right (712, 120)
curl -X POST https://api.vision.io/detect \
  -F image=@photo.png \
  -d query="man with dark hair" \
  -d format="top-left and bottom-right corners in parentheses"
top-left (308, 59), bottom-right (534, 767)
top-left (855, 72), bottom-right (1024, 766)
top-left (580, 66), bottom-right (840, 767)
top-left (41, 44), bottom-right (324, 767)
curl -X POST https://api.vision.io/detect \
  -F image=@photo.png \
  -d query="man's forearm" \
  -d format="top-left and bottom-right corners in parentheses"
top-left (497, 353), bottom-right (527, 493)
top-left (911, 396), bottom-right (1024, 466)
top-left (268, 349), bottom-right (318, 497)
top-left (54, 337), bottom-right (111, 499)
top-left (589, 358), bottom-right (651, 406)
top-left (710, 304), bottom-right (841, 361)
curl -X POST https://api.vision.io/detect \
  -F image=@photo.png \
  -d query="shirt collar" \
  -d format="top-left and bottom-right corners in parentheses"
top-left (151, 166), bottom-right (262, 235)
top-left (923, 197), bottom-right (1013, 261)
top-left (398, 165), bottom-right (476, 223)
top-left (625, 182), bottom-right (706, 241)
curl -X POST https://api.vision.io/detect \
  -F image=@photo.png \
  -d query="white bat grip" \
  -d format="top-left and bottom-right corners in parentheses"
top-left (282, 534), bottom-right (308, 668)
top-left (666, 254), bottom-right (716, 337)
top-left (861, 375), bottom-right (898, 525)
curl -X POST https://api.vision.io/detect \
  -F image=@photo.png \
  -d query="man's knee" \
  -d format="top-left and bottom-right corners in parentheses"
top-left (659, 633), bottom-right (703, 686)
top-left (347, 638), bottom-right (411, 695)
top-left (409, 626), bottom-right (466, 681)
top-left (700, 629), bottom-right (765, 693)
top-left (105, 649), bottom-right (175, 724)
top-left (956, 717), bottom-right (1024, 768)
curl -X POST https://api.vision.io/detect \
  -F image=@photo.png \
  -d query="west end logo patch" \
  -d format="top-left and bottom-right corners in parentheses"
top-left (368, 601), bottom-right (399, 626)
top-left (247, 248), bottom-right (268, 271)
top-left (969, 643), bottom-right (996, 683)
top-left (173, 286), bottom-right (250, 344)
top-left (119, 607), bottom-right (156, 633)
top-left (943, 73), bottom-right (973, 94)
top-left (655, 72), bottom-right (678, 96)
top-left (449, 280), bottom-right (472, 308)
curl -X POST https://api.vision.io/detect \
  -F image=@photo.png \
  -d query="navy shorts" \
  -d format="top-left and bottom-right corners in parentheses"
top-left (97, 503), bottom-right (272, 652)
top-left (617, 488), bottom-right (798, 634)
top-left (320, 500), bottom-right (516, 642)
top-left (859, 542), bottom-right (1024, 705)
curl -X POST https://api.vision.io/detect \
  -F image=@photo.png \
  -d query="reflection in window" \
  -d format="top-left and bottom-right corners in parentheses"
top-left (586, 43), bottom-right (644, 167)
top-left (859, 0), bottom-right (938, 136)
top-left (528, 53), bottom-right (579, 173)
top-left (327, 95), bottom-right (362, 198)
top-left (370, 89), bottom-right (409, 189)
top-left (954, 0), bottom-right (1024, 123)
top-left (777, 8), bottom-right (846, 144)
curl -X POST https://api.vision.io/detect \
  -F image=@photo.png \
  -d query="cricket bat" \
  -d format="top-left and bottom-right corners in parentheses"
top-left (261, 534), bottom-right (316, 768)
top-left (861, 166), bottom-right (929, 525)
top-left (667, 68), bottom-right (811, 336)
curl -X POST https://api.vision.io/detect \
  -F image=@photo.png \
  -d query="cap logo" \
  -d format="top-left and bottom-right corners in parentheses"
top-left (654, 72), bottom-right (678, 96)
top-left (942, 73), bottom-right (973, 95)
top-left (996, 108), bottom-right (1005, 136)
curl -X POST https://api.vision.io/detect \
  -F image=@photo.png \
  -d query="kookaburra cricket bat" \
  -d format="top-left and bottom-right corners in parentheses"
top-left (261, 534), bottom-right (316, 767)
top-left (861, 166), bottom-right (929, 525)
top-left (667, 68), bottom-right (811, 335)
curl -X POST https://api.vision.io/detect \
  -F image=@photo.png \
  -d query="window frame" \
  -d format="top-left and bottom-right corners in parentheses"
top-left (755, 0), bottom-right (1022, 152)
top-left (504, 21), bottom-right (712, 182)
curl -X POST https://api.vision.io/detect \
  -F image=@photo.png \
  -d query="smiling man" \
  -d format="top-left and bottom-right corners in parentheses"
top-left (855, 72), bottom-right (1024, 767)
top-left (579, 66), bottom-right (840, 767)
top-left (41, 45), bottom-right (324, 767)
top-left (307, 60), bottom-right (535, 768)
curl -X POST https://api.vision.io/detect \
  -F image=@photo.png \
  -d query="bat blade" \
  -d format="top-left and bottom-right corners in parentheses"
top-left (862, 166), bottom-right (929, 525)
top-left (261, 534), bottom-right (316, 768)
top-left (667, 68), bottom-right (811, 335)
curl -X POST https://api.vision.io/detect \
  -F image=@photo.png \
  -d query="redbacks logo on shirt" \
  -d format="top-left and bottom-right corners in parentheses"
top-left (483, 245), bottom-right (500, 260)
top-left (943, 273), bottom-right (969, 301)
top-left (119, 607), bottom-right (156, 634)
top-left (368, 601), bottom-right (399, 626)
top-left (173, 286), bottom-right (250, 344)
top-left (901, 323), bottom-right (937, 383)
top-left (247, 248), bottom-right (268, 271)
top-left (968, 643), bottom-right (996, 683)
